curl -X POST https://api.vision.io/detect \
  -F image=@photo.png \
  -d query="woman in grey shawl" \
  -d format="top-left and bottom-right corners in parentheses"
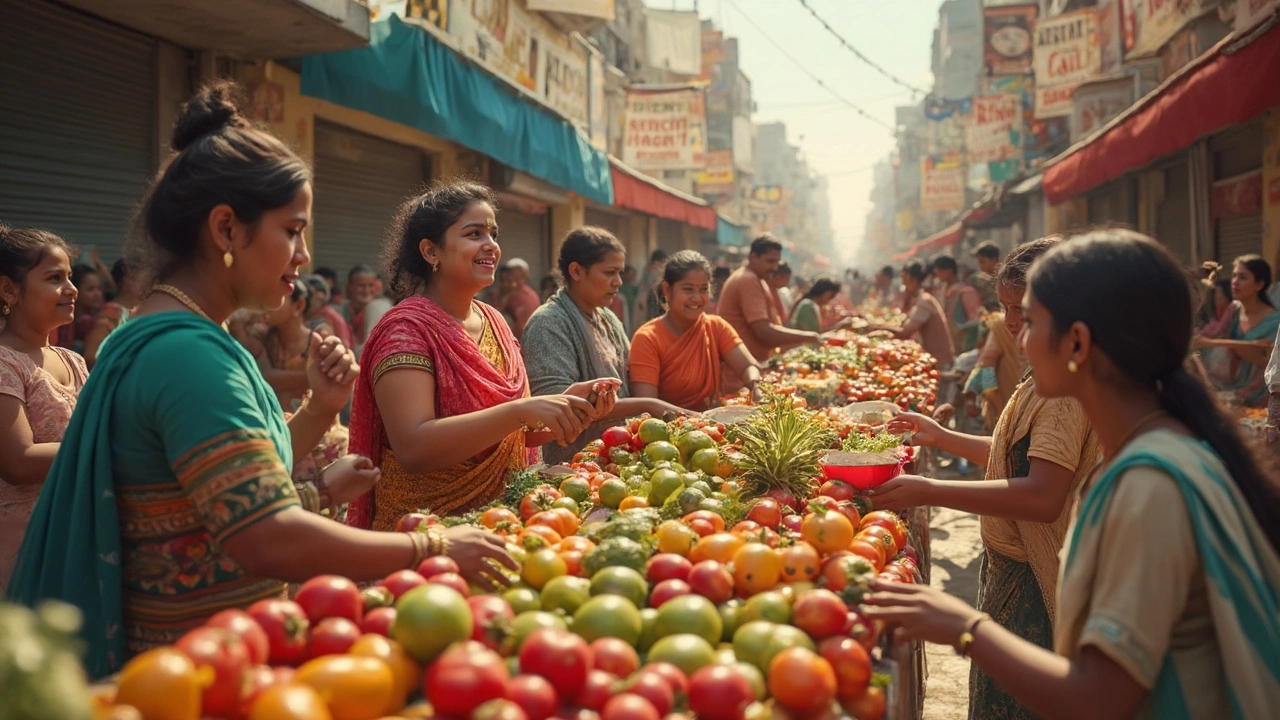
top-left (523, 227), bottom-right (686, 464)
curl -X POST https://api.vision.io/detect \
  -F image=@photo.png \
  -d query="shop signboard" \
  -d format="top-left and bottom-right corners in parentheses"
top-left (587, 45), bottom-right (608, 151)
top-left (449, 0), bottom-right (590, 127)
top-left (696, 150), bottom-right (736, 195)
top-left (1097, 0), bottom-right (1125, 74)
top-left (751, 185), bottom-right (784, 205)
top-left (1034, 9), bottom-right (1100, 89)
top-left (701, 30), bottom-right (725, 81)
top-left (984, 4), bottom-right (1039, 75)
top-left (967, 94), bottom-right (1023, 163)
top-left (921, 157), bottom-right (966, 212)
top-left (622, 87), bottom-right (707, 171)
top-left (1125, 0), bottom-right (1215, 60)
top-left (1070, 79), bottom-right (1134, 142)
top-left (404, 0), bottom-right (447, 28)
top-left (1035, 82), bottom-right (1078, 119)
top-left (526, 0), bottom-right (614, 19)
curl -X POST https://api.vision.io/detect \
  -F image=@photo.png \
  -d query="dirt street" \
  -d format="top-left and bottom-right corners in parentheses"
top-left (921, 506), bottom-right (984, 719)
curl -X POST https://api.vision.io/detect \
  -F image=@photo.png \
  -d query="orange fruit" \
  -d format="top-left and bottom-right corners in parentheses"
top-left (619, 495), bottom-right (649, 510)
top-left (732, 543), bottom-right (783, 596)
top-left (778, 542), bottom-right (821, 582)
top-left (689, 532), bottom-right (746, 565)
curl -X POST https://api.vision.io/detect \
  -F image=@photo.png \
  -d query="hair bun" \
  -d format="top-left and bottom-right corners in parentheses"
top-left (171, 81), bottom-right (251, 152)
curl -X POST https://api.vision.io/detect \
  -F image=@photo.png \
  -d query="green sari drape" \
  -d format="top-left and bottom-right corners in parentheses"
top-left (1204, 306), bottom-right (1280, 407)
top-left (5, 314), bottom-right (291, 678)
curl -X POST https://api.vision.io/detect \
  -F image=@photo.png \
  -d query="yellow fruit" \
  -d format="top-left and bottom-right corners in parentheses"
top-left (249, 683), bottom-right (334, 720)
top-left (296, 655), bottom-right (396, 720)
top-left (348, 634), bottom-right (422, 711)
top-left (114, 647), bottom-right (207, 720)
top-left (656, 520), bottom-right (698, 556)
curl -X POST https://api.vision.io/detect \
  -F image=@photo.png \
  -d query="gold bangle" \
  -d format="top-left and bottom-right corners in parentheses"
top-left (955, 612), bottom-right (991, 658)
top-left (408, 531), bottom-right (431, 569)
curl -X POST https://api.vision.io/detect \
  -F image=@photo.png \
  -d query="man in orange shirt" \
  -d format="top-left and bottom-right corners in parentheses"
top-left (717, 234), bottom-right (824, 391)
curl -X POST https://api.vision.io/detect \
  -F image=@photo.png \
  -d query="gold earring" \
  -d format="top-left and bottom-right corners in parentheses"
top-left (1067, 360), bottom-right (1078, 373)
top-left (223, 250), bottom-right (235, 268)
top-left (431, 261), bottom-right (439, 273)
top-left (1, 304), bottom-right (8, 316)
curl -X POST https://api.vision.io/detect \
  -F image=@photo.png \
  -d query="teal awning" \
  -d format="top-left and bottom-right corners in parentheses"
top-left (301, 17), bottom-right (613, 206)
top-left (717, 215), bottom-right (747, 246)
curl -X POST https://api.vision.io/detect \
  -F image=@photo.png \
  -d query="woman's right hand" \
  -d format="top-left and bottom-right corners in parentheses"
top-left (886, 411), bottom-right (945, 448)
top-left (322, 454), bottom-right (381, 506)
top-left (516, 395), bottom-right (595, 444)
top-left (443, 525), bottom-right (519, 591)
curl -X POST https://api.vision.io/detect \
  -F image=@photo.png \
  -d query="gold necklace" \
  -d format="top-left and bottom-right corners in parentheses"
top-left (152, 284), bottom-right (212, 322)
top-left (1111, 409), bottom-right (1169, 457)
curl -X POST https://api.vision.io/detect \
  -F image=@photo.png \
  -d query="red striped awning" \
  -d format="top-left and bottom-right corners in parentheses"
top-left (1043, 16), bottom-right (1280, 205)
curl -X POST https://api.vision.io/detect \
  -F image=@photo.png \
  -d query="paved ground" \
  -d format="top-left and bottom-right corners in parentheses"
top-left (920, 504), bottom-right (984, 719)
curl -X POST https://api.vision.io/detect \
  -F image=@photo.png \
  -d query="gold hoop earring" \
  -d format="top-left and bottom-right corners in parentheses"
top-left (1067, 360), bottom-right (1079, 373)
top-left (223, 250), bottom-right (235, 269)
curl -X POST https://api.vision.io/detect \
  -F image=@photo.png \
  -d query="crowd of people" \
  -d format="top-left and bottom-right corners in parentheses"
top-left (2, 80), bottom-right (1280, 717)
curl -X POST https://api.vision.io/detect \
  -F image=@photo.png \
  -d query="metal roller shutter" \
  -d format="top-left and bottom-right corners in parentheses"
top-left (0, 1), bottom-right (156, 260)
top-left (1216, 214), bottom-right (1263, 264)
top-left (498, 210), bottom-right (550, 284)
top-left (312, 121), bottom-right (428, 278)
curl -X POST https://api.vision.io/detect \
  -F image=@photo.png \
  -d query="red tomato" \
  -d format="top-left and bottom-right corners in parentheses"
top-left (305, 616), bottom-right (361, 659)
top-left (294, 575), bottom-right (363, 623)
top-left (519, 629), bottom-right (592, 700)
top-left (687, 665), bottom-right (756, 720)
top-left (745, 498), bottom-right (782, 529)
top-left (842, 686), bottom-right (886, 720)
top-left (636, 662), bottom-right (690, 696)
top-left (780, 514), bottom-right (804, 533)
top-left (382, 569), bottom-right (429, 600)
top-left (506, 674), bottom-right (559, 720)
top-left (731, 520), bottom-right (762, 537)
top-left (646, 553), bottom-right (693, 584)
top-left (817, 636), bottom-right (871, 701)
top-left (765, 488), bottom-right (799, 513)
top-left (834, 501), bottom-right (863, 530)
top-left (601, 694), bottom-right (660, 720)
top-left (791, 589), bottom-right (848, 641)
top-left (649, 579), bottom-right (693, 608)
top-left (590, 637), bottom-right (640, 678)
top-left (808, 496), bottom-right (839, 513)
top-left (623, 672), bottom-right (674, 716)
top-left (426, 572), bottom-right (471, 597)
top-left (417, 555), bottom-right (461, 578)
top-left (236, 664), bottom-right (288, 719)
top-left (470, 595), bottom-right (516, 653)
top-left (426, 641), bottom-right (511, 717)
top-left (175, 626), bottom-right (250, 718)
top-left (601, 426), bottom-right (633, 449)
top-left (686, 561), bottom-right (734, 605)
top-left (572, 669), bottom-right (618, 711)
top-left (395, 512), bottom-right (437, 532)
top-left (361, 585), bottom-right (395, 610)
top-left (205, 609), bottom-right (269, 666)
top-left (819, 480), bottom-right (856, 503)
top-left (360, 607), bottom-right (396, 637)
top-left (843, 610), bottom-right (880, 653)
top-left (860, 512), bottom-right (908, 551)
top-left (473, 699), bottom-right (531, 720)
top-left (246, 598), bottom-right (309, 665)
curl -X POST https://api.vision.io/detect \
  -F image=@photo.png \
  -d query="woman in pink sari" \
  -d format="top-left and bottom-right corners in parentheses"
top-left (346, 182), bottom-right (610, 529)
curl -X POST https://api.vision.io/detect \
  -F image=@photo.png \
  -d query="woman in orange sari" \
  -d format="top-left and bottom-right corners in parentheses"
top-left (630, 251), bottom-right (762, 411)
top-left (345, 182), bottom-right (607, 529)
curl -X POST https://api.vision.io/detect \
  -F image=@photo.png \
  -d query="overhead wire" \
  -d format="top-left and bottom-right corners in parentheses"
top-left (721, 0), bottom-right (897, 134)
top-left (796, 0), bottom-right (929, 96)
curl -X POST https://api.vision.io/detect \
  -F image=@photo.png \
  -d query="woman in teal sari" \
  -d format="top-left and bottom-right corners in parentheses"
top-left (6, 82), bottom-right (516, 678)
top-left (787, 277), bottom-right (852, 334)
top-left (1195, 255), bottom-right (1279, 408)
top-left (862, 229), bottom-right (1280, 719)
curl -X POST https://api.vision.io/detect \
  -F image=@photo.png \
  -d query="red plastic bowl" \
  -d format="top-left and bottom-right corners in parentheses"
top-left (821, 455), bottom-right (905, 490)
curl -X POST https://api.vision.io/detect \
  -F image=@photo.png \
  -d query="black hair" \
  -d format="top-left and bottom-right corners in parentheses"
top-left (71, 264), bottom-right (98, 290)
top-left (556, 226), bottom-right (626, 287)
top-left (804, 277), bottom-right (842, 301)
top-left (302, 274), bottom-right (330, 304)
top-left (878, 265), bottom-right (894, 279)
top-left (650, 249), bottom-right (668, 263)
top-left (902, 260), bottom-right (927, 282)
top-left (973, 241), bottom-right (1001, 261)
top-left (540, 275), bottom-right (557, 291)
top-left (1233, 254), bottom-right (1274, 307)
top-left (1029, 228), bottom-right (1280, 552)
top-left (713, 266), bottom-right (732, 281)
top-left (348, 264), bottom-right (379, 283)
top-left (314, 266), bottom-right (338, 284)
top-left (0, 225), bottom-right (77, 294)
top-left (110, 258), bottom-right (131, 289)
top-left (661, 250), bottom-right (712, 287)
top-left (137, 81), bottom-right (312, 280)
top-left (995, 236), bottom-right (1063, 289)
top-left (775, 260), bottom-right (793, 277)
top-left (384, 181), bottom-right (498, 302)
top-left (931, 255), bottom-right (958, 274)
top-left (750, 233), bottom-right (783, 257)
top-left (623, 265), bottom-right (636, 277)
top-left (286, 275), bottom-right (310, 305)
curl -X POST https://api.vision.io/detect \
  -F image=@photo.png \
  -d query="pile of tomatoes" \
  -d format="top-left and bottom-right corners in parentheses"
top-left (830, 335), bottom-right (938, 413)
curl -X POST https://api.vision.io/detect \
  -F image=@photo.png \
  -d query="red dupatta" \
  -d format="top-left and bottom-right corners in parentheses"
top-left (345, 296), bottom-right (529, 527)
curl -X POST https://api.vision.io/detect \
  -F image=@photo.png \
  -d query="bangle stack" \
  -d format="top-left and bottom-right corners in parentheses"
top-left (407, 526), bottom-right (450, 569)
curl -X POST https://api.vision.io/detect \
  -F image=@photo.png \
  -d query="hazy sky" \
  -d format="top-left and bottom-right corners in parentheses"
top-left (644, 0), bottom-right (944, 262)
